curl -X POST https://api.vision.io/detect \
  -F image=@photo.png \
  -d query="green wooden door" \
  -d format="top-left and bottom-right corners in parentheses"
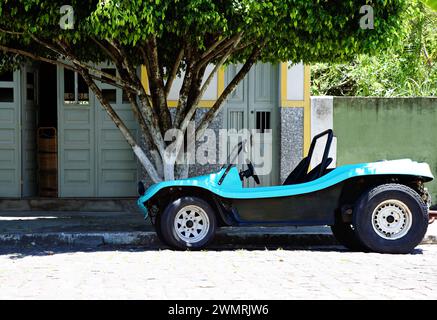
top-left (58, 67), bottom-right (96, 197)
top-left (95, 66), bottom-right (139, 197)
top-left (224, 63), bottom-right (279, 187)
top-left (58, 66), bottom-right (138, 197)
top-left (0, 70), bottom-right (21, 197)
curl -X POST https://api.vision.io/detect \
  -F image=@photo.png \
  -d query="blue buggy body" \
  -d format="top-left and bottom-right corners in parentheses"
top-left (136, 130), bottom-right (434, 253)
top-left (138, 158), bottom-right (433, 220)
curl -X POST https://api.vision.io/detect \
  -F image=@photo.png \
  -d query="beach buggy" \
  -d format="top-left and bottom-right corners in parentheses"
top-left (137, 129), bottom-right (433, 253)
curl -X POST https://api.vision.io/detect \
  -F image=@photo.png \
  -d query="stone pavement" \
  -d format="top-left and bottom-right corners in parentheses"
top-left (0, 244), bottom-right (436, 299)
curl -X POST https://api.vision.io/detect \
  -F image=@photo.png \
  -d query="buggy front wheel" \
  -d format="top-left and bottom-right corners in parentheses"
top-left (159, 196), bottom-right (217, 250)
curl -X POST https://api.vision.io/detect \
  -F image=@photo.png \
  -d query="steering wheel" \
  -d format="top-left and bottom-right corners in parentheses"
top-left (246, 161), bottom-right (260, 185)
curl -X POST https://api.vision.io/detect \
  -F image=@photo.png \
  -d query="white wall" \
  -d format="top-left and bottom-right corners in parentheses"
top-left (310, 96), bottom-right (336, 168)
top-left (286, 62), bottom-right (304, 101)
top-left (168, 64), bottom-right (218, 101)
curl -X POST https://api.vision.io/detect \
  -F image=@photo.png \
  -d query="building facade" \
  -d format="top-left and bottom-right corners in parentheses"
top-left (0, 62), bottom-right (310, 199)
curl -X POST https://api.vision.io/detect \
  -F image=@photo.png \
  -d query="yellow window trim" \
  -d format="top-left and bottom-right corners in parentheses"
top-left (280, 62), bottom-right (304, 108)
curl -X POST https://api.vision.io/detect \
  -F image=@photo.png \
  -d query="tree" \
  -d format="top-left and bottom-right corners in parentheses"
top-left (311, 1), bottom-right (436, 97)
top-left (425, 0), bottom-right (437, 11)
top-left (0, 0), bottom-right (408, 183)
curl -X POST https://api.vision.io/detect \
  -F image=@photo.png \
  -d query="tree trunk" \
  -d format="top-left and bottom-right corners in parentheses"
top-left (196, 45), bottom-right (263, 136)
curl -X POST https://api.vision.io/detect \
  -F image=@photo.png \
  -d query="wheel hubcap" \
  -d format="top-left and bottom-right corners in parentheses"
top-left (174, 205), bottom-right (210, 243)
top-left (371, 199), bottom-right (413, 240)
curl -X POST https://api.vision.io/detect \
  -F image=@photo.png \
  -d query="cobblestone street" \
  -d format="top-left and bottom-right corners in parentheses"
top-left (1, 245), bottom-right (436, 300)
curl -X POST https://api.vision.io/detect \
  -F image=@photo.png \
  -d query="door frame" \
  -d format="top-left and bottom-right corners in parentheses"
top-left (21, 65), bottom-right (39, 197)
top-left (223, 63), bottom-right (280, 186)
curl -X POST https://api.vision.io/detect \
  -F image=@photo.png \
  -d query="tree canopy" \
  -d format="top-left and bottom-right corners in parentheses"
top-left (0, 0), bottom-right (409, 182)
top-left (312, 1), bottom-right (436, 97)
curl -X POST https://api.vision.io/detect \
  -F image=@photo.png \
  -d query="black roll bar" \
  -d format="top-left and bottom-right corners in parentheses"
top-left (305, 129), bottom-right (334, 179)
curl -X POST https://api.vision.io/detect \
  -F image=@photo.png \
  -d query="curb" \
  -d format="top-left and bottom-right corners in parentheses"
top-left (0, 231), bottom-right (336, 248)
top-left (1, 229), bottom-right (436, 248)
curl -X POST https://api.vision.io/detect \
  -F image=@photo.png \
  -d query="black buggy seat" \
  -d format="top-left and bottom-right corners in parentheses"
top-left (283, 129), bottom-right (334, 185)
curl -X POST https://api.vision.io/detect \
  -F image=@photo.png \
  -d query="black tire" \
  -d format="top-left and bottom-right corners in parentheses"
top-left (353, 183), bottom-right (428, 254)
top-left (160, 196), bottom-right (217, 250)
top-left (154, 215), bottom-right (170, 246)
top-left (330, 219), bottom-right (368, 251)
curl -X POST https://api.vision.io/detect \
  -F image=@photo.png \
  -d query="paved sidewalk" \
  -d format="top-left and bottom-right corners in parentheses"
top-left (0, 211), bottom-right (436, 248)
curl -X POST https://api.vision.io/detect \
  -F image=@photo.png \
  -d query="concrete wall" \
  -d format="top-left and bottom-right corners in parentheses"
top-left (310, 97), bottom-right (337, 168)
top-left (329, 97), bottom-right (437, 201)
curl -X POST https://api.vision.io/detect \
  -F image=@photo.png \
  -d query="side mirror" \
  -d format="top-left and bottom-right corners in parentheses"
top-left (138, 181), bottom-right (145, 196)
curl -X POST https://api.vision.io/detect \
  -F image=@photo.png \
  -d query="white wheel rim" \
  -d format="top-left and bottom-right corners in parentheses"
top-left (371, 199), bottom-right (413, 240)
top-left (174, 205), bottom-right (210, 244)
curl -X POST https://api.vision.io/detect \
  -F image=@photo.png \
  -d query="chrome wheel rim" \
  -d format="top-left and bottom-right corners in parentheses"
top-left (174, 205), bottom-right (210, 243)
top-left (371, 199), bottom-right (413, 240)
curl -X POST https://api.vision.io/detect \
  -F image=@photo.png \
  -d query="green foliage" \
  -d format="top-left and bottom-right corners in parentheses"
top-left (1, 0), bottom-right (409, 74)
top-left (312, 1), bottom-right (437, 97)
top-left (425, 0), bottom-right (437, 11)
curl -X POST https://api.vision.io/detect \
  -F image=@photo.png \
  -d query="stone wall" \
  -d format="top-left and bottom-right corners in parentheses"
top-left (279, 108), bottom-right (304, 183)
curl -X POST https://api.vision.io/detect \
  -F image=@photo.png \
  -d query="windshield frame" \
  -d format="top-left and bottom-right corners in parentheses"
top-left (218, 140), bottom-right (246, 185)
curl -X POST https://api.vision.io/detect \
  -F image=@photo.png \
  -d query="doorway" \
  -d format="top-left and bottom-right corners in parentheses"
top-left (223, 63), bottom-right (280, 186)
top-left (36, 63), bottom-right (58, 197)
top-left (57, 65), bottom-right (140, 197)
top-left (21, 62), bottom-right (58, 198)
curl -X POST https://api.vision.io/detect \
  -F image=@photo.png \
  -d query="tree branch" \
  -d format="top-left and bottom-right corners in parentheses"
top-left (0, 27), bottom-right (24, 36)
top-left (106, 39), bottom-right (139, 83)
top-left (165, 46), bottom-right (184, 98)
top-left (144, 37), bottom-right (172, 132)
top-left (0, 44), bottom-right (79, 72)
top-left (91, 37), bottom-right (120, 63)
top-left (201, 36), bottom-right (229, 60)
top-left (179, 33), bottom-right (243, 132)
top-left (423, 45), bottom-right (432, 66)
top-left (52, 38), bottom-right (142, 94)
top-left (0, 30), bottom-right (133, 91)
top-left (196, 43), bottom-right (265, 136)
top-left (173, 45), bottom-right (197, 128)
top-left (197, 33), bottom-right (243, 69)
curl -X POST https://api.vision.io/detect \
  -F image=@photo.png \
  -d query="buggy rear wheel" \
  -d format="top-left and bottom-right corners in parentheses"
top-left (353, 184), bottom-right (428, 254)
